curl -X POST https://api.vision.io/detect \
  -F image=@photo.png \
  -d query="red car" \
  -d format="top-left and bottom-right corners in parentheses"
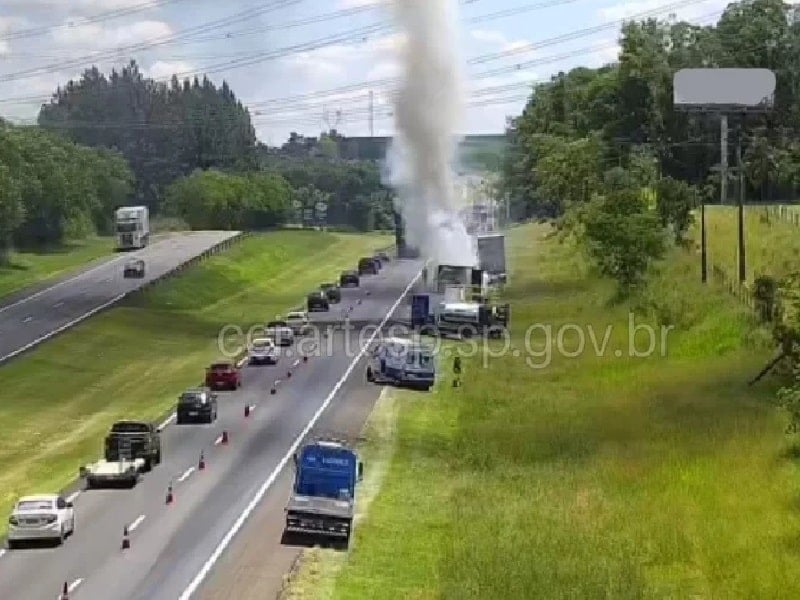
top-left (205, 361), bottom-right (241, 391)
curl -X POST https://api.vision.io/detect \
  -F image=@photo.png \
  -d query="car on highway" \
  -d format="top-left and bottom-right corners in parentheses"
top-left (286, 311), bottom-right (312, 335)
top-left (265, 320), bottom-right (294, 346)
top-left (205, 360), bottom-right (242, 390)
top-left (307, 290), bottom-right (329, 312)
top-left (176, 387), bottom-right (218, 424)
top-left (123, 258), bottom-right (145, 278)
top-left (7, 494), bottom-right (75, 548)
top-left (366, 337), bottom-right (436, 391)
top-left (320, 282), bottom-right (341, 303)
top-left (248, 337), bottom-right (278, 365)
top-left (104, 420), bottom-right (161, 471)
top-left (358, 257), bottom-right (378, 275)
top-left (339, 270), bottom-right (360, 287)
top-left (376, 250), bottom-right (390, 263)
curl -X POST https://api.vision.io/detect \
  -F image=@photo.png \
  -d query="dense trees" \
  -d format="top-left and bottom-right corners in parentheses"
top-left (0, 123), bottom-right (133, 257)
top-left (38, 60), bottom-right (257, 212)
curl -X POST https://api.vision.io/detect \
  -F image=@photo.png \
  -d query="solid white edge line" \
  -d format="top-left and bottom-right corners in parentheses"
top-left (0, 292), bottom-right (127, 364)
top-left (56, 578), bottom-right (83, 598)
top-left (0, 549), bottom-right (6, 560)
top-left (178, 466), bottom-right (195, 483)
top-left (129, 514), bottom-right (146, 532)
top-left (65, 491), bottom-right (81, 504)
top-left (177, 266), bottom-right (422, 600)
top-left (158, 412), bottom-right (176, 431)
top-left (23, 316), bottom-right (32, 323)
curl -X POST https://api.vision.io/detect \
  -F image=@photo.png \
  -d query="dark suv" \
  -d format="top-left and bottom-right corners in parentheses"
top-left (358, 257), bottom-right (378, 275)
top-left (176, 388), bottom-right (218, 424)
top-left (340, 270), bottom-right (360, 287)
top-left (320, 282), bottom-right (341, 303)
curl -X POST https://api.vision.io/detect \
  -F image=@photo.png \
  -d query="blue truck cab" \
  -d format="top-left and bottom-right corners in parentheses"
top-left (366, 337), bottom-right (436, 390)
top-left (285, 439), bottom-right (363, 543)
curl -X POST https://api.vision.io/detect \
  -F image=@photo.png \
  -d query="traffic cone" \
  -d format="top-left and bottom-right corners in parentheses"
top-left (198, 450), bottom-right (205, 471)
top-left (221, 430), bottom-right (229, 445)
top-left (303, 355), bottom-right (308, 362)
top-left (287, 370), bottom-right (292, 378)
top-left (166, 484), bottom-right (174, 505)
top-left (244, 403), bottom-right (250, 418)
top-left (60, 581), bottom-right (69, 599)
top-left (357, 299), bottom-right (362, 305)
top-left (270, 386), bottom-right (277, 395)
top-left (121, 525), bottom-right (130, 549)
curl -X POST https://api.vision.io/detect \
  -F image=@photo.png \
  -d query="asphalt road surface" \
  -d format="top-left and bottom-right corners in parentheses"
top-left (0, 257), bottom-right (423, 600)
top-left (0, 231), bottom-right (240, 364)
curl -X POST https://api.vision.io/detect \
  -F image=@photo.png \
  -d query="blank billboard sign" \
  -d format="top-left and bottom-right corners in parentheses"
top-left (673, 68), bottom-right (775, 110)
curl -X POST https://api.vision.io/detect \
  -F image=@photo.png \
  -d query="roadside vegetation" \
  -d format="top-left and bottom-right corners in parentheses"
top-left (288, 223), bottom-right (798, 598)
top-left (0, 229), bottom-right (389, 534)
top-left (0, 236), bottom-right (113, 300)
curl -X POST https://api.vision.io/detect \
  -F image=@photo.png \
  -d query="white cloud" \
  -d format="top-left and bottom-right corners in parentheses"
top-left (470, 29), bottom-right (508, 46)
top-left (338, 0), bottom-right (386, 7)
top-left (598, 0), bottom-right (731, 24)
top-left (2, 0), bottom-right (162, 12)
top-left (144, 60), bottom-right (194, 80)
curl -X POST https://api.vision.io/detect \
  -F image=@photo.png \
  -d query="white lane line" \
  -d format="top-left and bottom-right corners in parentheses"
top-left (235, 356), bottom-right (247, 368)
top-left (65, 490), bottom-right (81, 504)
top-left (273, 379), bottom-right (282, 386)
top-left (56, 578), bottom-right (83, 599)
top-left (157, 412), bottom-right (176, 431)
top-left (177, 265), bottom-right (423, 600)
top-left (213, 434), bottom-right (224, 446)
top-left (22, 316), bottom-right (32, 323)
top-left (177, 466), bottom-right (195, 483)
top-left (0, 549), bottom-right (6, 560)
top-left (53, 301), bottom-right (64, 308)
top-left (0, 292), bottom-right (126, 364)
top-left (128, 514), bottom-right (146, 532)
top-left (292, 359), bottom-right (300, 367)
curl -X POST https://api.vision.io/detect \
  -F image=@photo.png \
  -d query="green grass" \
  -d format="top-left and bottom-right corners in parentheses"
top-left (0, 236), bottom-right (115, 300)
top-left (0, 230), bottom-right (389, 531)
top-left (303, 223), bottom-right (800, 599)
top-left (701, 205), bottom-right (800, 281)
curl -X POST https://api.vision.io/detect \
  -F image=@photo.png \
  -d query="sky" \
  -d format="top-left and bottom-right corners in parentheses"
top-left (0, 0), bottom-right (738, 145)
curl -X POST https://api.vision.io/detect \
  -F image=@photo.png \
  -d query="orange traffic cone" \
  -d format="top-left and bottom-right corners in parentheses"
top-left (270, 386), bottom-right (276, 395)
top-left (303, 355), bottom-right (308, 363)
top-left (60, 581), bottom-right (69, 600)
top-left (221, 430), bottom-right (229, 445)
top-left (121, 525), bottom-right (130, 549)
top-left (287, 370), bottom-right (292, 378)
top-left (244, 403), bottom-right (250, 418)
top-left (198, 450), bottom-right (205, 471)
top-left (165, 484), bottom-right (174, 505)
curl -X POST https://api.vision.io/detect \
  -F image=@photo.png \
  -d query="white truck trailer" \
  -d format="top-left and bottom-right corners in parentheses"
top-left (476, 233), bottom-right (506, 284)
top-left (115, 205), bottom-right (150, 250)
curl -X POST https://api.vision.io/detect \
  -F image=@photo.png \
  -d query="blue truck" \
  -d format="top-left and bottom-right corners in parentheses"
top-left (284, 438), bottom-right (363, 544)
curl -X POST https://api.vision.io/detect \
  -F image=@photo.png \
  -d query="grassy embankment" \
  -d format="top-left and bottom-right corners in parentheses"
top-left (0, 237), bottom-right (114, 300)
top-left (0, 230), bottom-right (389, 533)
top-left (284, 222), bottom-right (800, 599)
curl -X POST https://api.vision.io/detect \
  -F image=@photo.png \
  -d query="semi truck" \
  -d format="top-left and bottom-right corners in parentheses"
top-left (115, 206), bottom-right (150, 250)
top-left (476, 233), bottom-right (507, 284)
top-left (284, 438), bottom-right (363, 544)
top-left (410, 293), bottom-right (509, 338)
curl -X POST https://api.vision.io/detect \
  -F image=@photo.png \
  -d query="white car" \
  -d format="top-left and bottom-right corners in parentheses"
top-left (248, 337), bottom-right (278, 365)
top-left (7, 494), bottom-right (75, 548)
top-left (265, 320), bottom-right (294, 346)
top-left (285, 311), bottom-right (311, 335)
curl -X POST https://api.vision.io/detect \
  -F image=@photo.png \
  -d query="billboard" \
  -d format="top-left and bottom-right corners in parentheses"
top-left (673, 68), bottom-right (775, 111)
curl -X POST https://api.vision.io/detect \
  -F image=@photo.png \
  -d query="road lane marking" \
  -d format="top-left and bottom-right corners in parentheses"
top-left (0, 549), bottom-right (6, 560)
top-left (177, 264), bottom-right (424, 600)
top-left (128, 514), bottom-right (146, 532)
top-left (213, 434), bottom-right (224, 446)
top-left (178, 466), bottom-right (195, 483)
top-left (0, 292), bottom-right (127, 364)
top-left (53, 301), bottom-right (63, 308)
top-left (292, 359), bottom-right (300, 367)
top-left (65, 491), bottom-right (81, 504)
top-left (157, 412), bottom-right (176, 431)
top-left (22, 316), bottom-right (32, 323)
top-left (274, 379), bottom-right (282, 386)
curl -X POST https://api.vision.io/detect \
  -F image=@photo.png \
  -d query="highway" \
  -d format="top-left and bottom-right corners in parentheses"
top-left (0, 231), bottom-right (240, 364)
top-left (0, 256), bottom-right (423, 600)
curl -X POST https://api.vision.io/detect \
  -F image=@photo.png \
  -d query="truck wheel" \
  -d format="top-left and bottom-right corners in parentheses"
top-left (143, 458), bottom-right (152, 472)
top-left (155, 450), bottom-right (162, 465)
top-left (366, 368), bottom-right (374, 382)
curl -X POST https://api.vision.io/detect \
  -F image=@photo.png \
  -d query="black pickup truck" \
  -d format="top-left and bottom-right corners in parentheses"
top-left (320, 282), bottom-right (341, 303)
top-left (104, 420), bottom-right (162, 471)
top-left (339, 270), bottom-right (360, 287)
top-left (358, 257), bottom-right (378, 275)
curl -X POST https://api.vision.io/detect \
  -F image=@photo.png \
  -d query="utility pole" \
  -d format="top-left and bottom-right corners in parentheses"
top-left (720, 115), bottom-right (728, 204)
top-left (369, 90), bottom-right (374, 137)
top-left (736, 125), bottom-right (746, 282)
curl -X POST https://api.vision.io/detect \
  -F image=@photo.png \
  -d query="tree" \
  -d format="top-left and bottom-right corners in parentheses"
top-left (655, 176), bottom-right (696, 244)
top-left (0, 165), bottom-right (24, 262)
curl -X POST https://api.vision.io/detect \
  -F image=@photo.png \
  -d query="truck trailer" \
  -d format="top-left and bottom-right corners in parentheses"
top-left (284, 438), bottom-right (363, 544)
top-left (476, 233), bottom-right (507, 284)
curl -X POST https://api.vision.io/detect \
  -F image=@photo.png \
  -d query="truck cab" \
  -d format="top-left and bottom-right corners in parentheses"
top-left (115, 206), bottom-right (149, 251)
top-left (285, 439), bottom-right (363, 544)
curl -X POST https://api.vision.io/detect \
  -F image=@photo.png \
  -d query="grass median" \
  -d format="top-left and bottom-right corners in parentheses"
top-left (0, 229), bottom-right (390, 532)
top-left (297, 223), bottom-right (800, 598)
top-left (0, 236), bottom-right (115, 301)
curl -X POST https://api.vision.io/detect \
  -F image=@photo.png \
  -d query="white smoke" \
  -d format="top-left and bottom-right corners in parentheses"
top-left (384, 0), bottom-right (476, 267)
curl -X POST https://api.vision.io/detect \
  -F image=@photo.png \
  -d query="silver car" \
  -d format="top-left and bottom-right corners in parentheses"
top-left (7, 494), bottom-right (75, 548)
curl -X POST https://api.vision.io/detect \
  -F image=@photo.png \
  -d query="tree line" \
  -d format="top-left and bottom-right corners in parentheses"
top-left (499, 0), bottom-right (800, 436)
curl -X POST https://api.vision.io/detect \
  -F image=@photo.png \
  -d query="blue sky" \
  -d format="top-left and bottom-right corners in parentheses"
top-left (0, 0), bottom-right (733, 144)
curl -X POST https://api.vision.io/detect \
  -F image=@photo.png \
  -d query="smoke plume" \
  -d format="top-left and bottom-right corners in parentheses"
top-left (385, 0), bottom-right (476, 267)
